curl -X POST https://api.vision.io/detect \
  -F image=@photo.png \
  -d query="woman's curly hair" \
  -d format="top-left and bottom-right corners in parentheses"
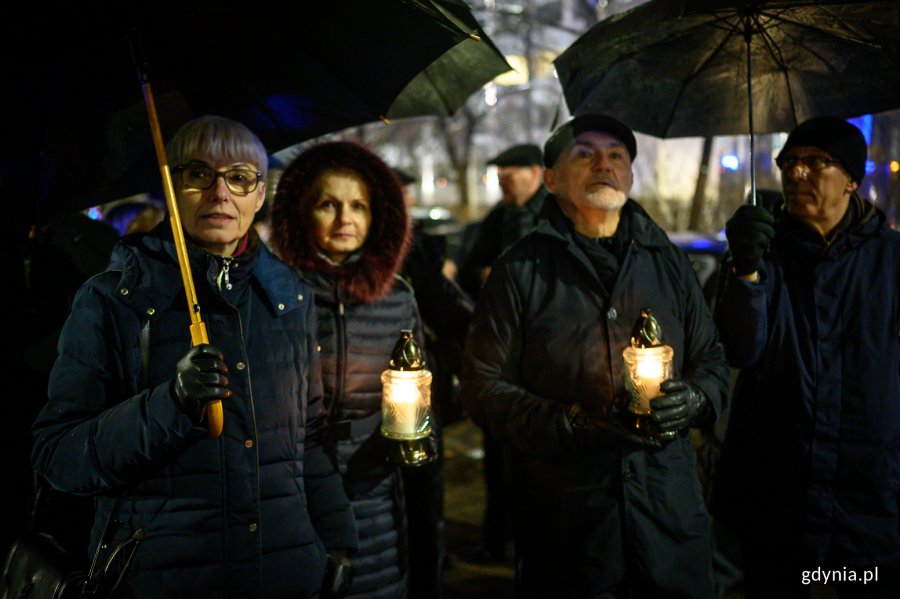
top-left (271, 141), bottom-right (411, 303)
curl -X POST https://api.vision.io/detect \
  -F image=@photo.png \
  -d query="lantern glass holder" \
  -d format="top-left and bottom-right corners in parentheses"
top-left (380, 369), bottom-right (433, 440)
top-left (622, 344), bottom-right (676, 440)
top-left (379, 329), bottom-right (437, 466)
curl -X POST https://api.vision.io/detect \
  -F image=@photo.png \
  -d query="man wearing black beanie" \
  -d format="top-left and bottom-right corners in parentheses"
top-left (713, 116), bottom-right (900, 596)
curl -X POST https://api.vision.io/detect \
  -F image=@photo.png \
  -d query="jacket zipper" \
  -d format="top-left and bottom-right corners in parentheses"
top-left (216, 256), bottom-right (234, 291)
top-left (333, 282), bottom-right (348, 422)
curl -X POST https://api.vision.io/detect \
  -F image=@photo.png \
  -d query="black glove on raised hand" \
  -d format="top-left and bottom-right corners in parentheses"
top-left (563, 403), bottom-right (664, 450)
top-left (725, 204), bottom-right (775, 276)
top-left (649, 380), bottom-right (710, 434)
top-left (172, 343), bottom-right (231, 423)
top-left (322, 549), bottom-right (353, 598)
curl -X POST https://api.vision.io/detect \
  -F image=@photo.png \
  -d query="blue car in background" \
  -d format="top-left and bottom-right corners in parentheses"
top-left (667, 230), bottom-right (728, 307)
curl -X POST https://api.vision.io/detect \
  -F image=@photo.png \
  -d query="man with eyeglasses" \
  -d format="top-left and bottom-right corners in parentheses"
top-left (712, 116), bottom-right (900, 597)
top-left (31, 115), bottom-right (358, 598)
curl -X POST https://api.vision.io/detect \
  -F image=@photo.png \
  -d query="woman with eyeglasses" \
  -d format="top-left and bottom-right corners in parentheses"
top-left (271, 141), bottom-right (424, 599)
top-left (31, 115), bottom-right (358, 598)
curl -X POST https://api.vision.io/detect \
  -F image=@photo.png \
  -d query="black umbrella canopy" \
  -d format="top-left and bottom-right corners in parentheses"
top-left (554, 0), bottom-right (900, 139)
top-left (5, 0), bottom-right (500, 227)
top-left (387, 0), bottom-right (512, 119)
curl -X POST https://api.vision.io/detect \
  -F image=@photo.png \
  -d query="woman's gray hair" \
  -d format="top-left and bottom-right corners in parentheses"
top-left (165, 115), bottom-right (268, 179)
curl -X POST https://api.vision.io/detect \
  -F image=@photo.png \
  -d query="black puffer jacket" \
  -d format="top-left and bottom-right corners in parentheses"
top-left (461, 197), bottom-right (729, 598)
top-left (302, 268), bottom-right (422, 599)
top-left (271, 140), bottom-right (423, 598)
top-left (31, 224), bottom-right (358, 598)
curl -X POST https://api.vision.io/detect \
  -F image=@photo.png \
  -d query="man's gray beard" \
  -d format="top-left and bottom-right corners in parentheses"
top-left (587, 187), bottom-right (627, 210)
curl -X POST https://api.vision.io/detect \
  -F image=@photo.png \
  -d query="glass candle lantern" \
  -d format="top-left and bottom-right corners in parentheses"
top-left (622, 344), bottom-right (674, 415)
top-left (380, 330), bottom-right (436, 466)
top-left (622, 308), bottom-right (676, 439)
top-left (380, 369), bottom-right (433, 439)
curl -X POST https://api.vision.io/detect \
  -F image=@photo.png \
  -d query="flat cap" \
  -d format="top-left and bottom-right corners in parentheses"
top-left (392, 168), bottom-right (417, 185)
top-left (487, 144), bottom-right (543, 167)
top-left (543, 114), bottom-right (637, 168)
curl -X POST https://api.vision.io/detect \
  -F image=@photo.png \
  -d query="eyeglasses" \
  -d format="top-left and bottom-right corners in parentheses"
top-left (776, 155), bottom-right (842, 173)
top-left (174, 164), bottom-right (262, 195)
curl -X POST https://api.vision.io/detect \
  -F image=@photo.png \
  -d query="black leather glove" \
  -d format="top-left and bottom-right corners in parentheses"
top-left (172, 344), bottom-right (231, 423)
top-left (564, 403), bottom-right (664, 450)
top-left (649, 380), bottom-right (710, 434)
top-left (725, 204), bottom-right (775, 276)
top-left (322, 549), bottom-right (353, 598)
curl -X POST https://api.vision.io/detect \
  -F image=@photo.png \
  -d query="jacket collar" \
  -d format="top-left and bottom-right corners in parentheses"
top-left (109, 223), bottom-right (306, 317)
top-left (774, 194), bottom-right (885, 257)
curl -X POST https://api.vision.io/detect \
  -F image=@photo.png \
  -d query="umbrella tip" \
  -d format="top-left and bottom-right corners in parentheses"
top-left (379, 115), bottom-right (391, 125)
top-left (468, 32), bottom-right (481, 42)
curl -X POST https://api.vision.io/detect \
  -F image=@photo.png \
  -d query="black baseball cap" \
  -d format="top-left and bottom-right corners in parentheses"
top-left (543, 114), bottom-right (637, 168)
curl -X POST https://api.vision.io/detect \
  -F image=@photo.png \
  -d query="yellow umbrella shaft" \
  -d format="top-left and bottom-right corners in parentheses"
top-left (141, 80), bottom-right (223, 439)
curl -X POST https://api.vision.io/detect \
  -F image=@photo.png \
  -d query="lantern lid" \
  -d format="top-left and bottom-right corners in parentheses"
top-left (389, 329), bottom-right (426, 371)
top-left (630, 308), bottom-right (664, 348)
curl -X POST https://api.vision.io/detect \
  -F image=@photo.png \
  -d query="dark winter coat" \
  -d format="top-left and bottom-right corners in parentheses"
top-left (712, 198), bottom-right (900, 567)
top-left (458, 185), bottom-right (547, 299)
top-left (269, 140), bottom-right (422, 598)
top-left (31, 224), bottom-right (358, 598)
top-left (302, 268), bottom-right (422, 599)
top-left (461, 196), bottom-right (729, 598)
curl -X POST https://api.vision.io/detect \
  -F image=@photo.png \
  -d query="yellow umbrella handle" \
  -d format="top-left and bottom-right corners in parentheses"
top-left (139, 81), bottom-right (224, 439)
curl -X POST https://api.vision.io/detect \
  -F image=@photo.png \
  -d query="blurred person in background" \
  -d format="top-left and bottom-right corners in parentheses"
top-left (102, 197), bottom-right (165, 236)
top-left (458, 143), bottom-right (547, 562)
top-left (457, 143), bottom-right (547, 301)
top-left (394, 166), bottom-right (474, 597)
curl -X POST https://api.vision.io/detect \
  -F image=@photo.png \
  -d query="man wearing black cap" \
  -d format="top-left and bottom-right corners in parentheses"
top-left (713, 116), bottom-right (900, 596)
top-left (461, 114), bottom-right (729, 597)
top-left (457, 143), bottom-right (547, 300)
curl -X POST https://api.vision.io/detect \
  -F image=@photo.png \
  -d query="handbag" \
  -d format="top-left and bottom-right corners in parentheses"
top-left (1, 476), bottom-right (130, 599)
top-left (3, 322), bottom-right (152, 599)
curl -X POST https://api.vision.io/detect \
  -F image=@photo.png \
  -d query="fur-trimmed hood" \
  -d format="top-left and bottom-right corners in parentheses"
top-left (271, 141), bottom-right (411, 303)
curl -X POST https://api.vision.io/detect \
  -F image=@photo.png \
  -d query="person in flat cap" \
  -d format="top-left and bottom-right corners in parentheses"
top-left (456, 143), bottom-right (548, 301)
top-left (713, 116), bottom-right (900, 596)
top-left (454, 142), bottom-right (547, 561)
top-left (461, 113), bottom-right (729, 597)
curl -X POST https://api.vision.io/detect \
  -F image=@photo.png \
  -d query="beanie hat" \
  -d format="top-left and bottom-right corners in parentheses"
top-left (487, 144), bottom-right (543, 167)
top-left (776, 116), bottom-right (867, 183)
top-left (543, 114), bottom-right (637, 168)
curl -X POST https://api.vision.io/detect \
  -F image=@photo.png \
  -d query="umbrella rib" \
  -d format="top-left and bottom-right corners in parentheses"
top-left (660, 15), bottom-right (742, 137)
top-left (757, 5), bottom-right (884, 49)
top-left (753, 12), bottom-right (801, 128)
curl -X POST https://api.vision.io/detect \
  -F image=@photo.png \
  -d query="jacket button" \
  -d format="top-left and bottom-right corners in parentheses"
top-left (236, 362), bottom-right (246, 371)
top-left (248, 523), bottom-right (257, 533)
top-left (145, 308), bottom-right (155, 316)
top-left (297, 294), bottom-right (304, 302)
top-left (244, 439), bottom-right (253, 448)
top-left (278, 303), bottom-right (285, 310)
top-left (118, 287), bottom-right (129, 296)
top-left (607, 308), bottom-right (618, 320)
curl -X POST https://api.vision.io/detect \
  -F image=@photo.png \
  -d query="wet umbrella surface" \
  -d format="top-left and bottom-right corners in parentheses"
top-left (4, 0), bottom-right (509, 226)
